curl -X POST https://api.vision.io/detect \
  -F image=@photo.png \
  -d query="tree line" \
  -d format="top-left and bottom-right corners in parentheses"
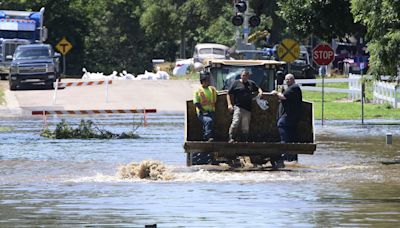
top-left (0, 0), bottom-right (398, 76)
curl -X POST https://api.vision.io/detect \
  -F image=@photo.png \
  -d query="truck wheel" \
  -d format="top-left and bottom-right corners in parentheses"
top-left (46, 81), bottom-right (54, 89)
top-left (9, 82), bottom-right (17, 91)
top-left (10, 84), bottom-right (17, 90)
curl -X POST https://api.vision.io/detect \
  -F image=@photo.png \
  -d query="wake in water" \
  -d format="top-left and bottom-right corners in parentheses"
top-left (115, 159), bottom-right (312, 182)
top-left (118, 160), bottom-right (174, 180)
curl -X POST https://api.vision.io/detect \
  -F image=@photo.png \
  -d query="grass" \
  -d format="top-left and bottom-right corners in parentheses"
top-left (303, 78), bottom-right (400, 120)
top-left (0, 82), bottom-right (5, 105)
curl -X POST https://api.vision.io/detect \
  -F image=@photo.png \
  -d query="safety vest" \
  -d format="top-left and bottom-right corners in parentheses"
top-left (194, 86), bottom-right (217, 114)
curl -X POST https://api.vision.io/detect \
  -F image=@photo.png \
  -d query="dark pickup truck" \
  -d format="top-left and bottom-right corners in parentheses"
top-left (8, 44), bottom-right (60, 90)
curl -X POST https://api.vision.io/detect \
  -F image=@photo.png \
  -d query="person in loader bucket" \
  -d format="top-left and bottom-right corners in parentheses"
top-left (227, 69), bottom-right (263, 143)
top-left (272, 73), bottom-right (303, 166)
top-left (193, 71), bottom-right (218, 142)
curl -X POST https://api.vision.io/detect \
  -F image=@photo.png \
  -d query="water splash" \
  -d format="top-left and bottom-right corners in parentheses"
top-left (117, 160), bottom-right (174, 180)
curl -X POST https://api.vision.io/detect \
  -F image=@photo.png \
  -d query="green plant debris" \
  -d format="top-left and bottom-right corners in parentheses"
top-left (0, 127), bottom-right (11, 132)
top-left (41, 119), bottom-right (140, 139)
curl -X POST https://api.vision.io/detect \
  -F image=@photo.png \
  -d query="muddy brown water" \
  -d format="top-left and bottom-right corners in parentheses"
top-left (0, 114), bottom-right (399, 227)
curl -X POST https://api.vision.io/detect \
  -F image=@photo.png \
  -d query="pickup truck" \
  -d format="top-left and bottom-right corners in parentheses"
top-left (8, 44), bottom-right (60, 90)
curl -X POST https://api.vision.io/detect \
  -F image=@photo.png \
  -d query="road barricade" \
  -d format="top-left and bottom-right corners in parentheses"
top-left (32, 109), bottom-right (156, 115)
top-left (53, 79), bottom-right (112, 104)
top-left (32, 108), bottom-right (157, 128)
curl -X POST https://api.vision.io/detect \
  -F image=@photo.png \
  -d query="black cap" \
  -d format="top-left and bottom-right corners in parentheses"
top-left (199, 71), bottom-right (210, 82)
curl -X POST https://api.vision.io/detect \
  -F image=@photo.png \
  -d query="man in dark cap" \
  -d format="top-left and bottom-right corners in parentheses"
top-left (193, 71), bottom-right (218, 142)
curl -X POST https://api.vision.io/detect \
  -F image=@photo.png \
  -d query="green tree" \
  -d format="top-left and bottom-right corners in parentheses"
top-left (81, 0), bottom-right (152, 74)
top-left (277, 0), bottom-right (365, 42)
top-left (351, 0), bottom-right (400, 76)
top-left (251, 0), bottom-right (286, 45)
top-left (140, 0), bottom-right (232, 59)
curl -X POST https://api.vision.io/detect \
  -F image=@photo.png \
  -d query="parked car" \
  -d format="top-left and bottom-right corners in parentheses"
top-left (288, 45), bottom-right (316, 80)
top-left (333, 41), bottom-right (369, 74)
top-left (192, 43), bottom-right (230, 64)
top-left (8, 44), bottom-right (60, 90)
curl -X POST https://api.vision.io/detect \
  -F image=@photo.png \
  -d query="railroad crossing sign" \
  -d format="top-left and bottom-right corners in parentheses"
top-left (55, 37), bottom-right (73, 55)
top-left (277, 38), bottom-right (300, 62)
top-left (313, 43), bottom-right (334, 65)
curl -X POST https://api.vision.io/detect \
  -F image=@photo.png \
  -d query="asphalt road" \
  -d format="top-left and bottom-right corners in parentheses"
top-left (0, 79), bottom-right (199, 116)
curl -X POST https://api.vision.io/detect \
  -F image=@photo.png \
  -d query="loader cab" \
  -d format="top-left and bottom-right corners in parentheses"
top-left (206, 59), bottom-right (284, 92)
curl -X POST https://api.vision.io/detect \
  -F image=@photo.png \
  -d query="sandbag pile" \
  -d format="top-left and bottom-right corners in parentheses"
top-left (81, 67), bottom-right (170, 80)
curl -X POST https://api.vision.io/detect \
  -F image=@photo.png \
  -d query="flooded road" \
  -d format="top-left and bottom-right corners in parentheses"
top-left (1, 114), bottom-right (399, 227)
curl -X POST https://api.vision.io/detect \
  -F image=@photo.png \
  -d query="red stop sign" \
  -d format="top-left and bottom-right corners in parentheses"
top-left (313, 44), bottom-right (334, 65)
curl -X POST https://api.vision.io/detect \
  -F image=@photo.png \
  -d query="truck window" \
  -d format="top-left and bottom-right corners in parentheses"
top-left (210, 65), bottom-right (275, 92)
top-left (199, 48), bottom-right (226, 56)
top-left (15, 48), bottom-right (50, 59)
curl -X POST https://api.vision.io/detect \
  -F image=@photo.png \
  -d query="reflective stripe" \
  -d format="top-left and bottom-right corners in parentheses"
top-left (195, 86), bottom-right (217, 113)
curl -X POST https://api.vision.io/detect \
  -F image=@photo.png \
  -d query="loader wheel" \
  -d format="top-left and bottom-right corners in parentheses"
top-left (187, 152), bottom-right (213, 166)
top-left (249, 155), bottom-right (268, 166)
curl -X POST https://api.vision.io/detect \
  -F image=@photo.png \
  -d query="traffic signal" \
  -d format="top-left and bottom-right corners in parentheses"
top-left (235, 1), bottom-right (247, 13)
top-left (249, 15), bottom-right (260, 27)
top-left (232, 15), bottom-right (244, 26)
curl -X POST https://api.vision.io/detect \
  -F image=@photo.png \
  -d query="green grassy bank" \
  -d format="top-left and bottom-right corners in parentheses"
top-left (303, 80), bottom-right (400, 120)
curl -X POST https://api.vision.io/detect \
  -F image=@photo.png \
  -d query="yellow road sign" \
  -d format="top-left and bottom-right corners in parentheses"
top-left (55, 37), bottom-right (72, 55)
top-left (277, 38), bottom-right (300, 62)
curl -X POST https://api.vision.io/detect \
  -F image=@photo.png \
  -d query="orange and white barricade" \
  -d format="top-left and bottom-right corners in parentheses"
top-left (53, 79), bottom-right (113, 104)
top-left (32, 108), bottom-right (157, 127)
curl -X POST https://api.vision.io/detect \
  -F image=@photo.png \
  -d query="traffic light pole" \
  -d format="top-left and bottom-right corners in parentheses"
top-left (243, 0), bottom-right (249, 44)
top-left (234, 0), bottom-right (250, 47)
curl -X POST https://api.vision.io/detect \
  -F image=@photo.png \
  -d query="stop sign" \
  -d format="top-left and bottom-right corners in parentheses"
top-left (313, 44), bottom-right (334, 65)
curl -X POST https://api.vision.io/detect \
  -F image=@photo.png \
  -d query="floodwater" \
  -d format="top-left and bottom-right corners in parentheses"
top-left (1, 114), bottom-right (399, 227)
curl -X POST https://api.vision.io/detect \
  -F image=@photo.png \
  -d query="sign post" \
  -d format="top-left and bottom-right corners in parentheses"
top-left (55, 37), bottom-right (73, 76)
top-left (313, 43), bottom-right (335, 125)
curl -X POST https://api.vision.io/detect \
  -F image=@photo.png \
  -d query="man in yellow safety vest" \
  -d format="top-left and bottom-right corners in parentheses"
top-left (193, 71), bottom-right (218, 142)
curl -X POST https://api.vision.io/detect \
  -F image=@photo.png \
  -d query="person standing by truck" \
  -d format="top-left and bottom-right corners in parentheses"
top-left (227, 69), bottom-right (263, 143)
top-left (193, 71), bottom-right (218, 142)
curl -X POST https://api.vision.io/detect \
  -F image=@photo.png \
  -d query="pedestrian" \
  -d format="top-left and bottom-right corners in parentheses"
top-left (271, 73), bottom-right (303, 167)
top-left (226, 69), bottom-right (263, 143)
top-left (193, 71), bottom-right (217, 142)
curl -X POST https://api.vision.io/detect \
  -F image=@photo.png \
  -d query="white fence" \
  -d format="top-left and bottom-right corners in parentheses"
top-left (296, 73), bottom-right (362, 101)
top-left (296, 74), bottom-right (400, 108)
top-left (373, 81), bottom-right (400, 108)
